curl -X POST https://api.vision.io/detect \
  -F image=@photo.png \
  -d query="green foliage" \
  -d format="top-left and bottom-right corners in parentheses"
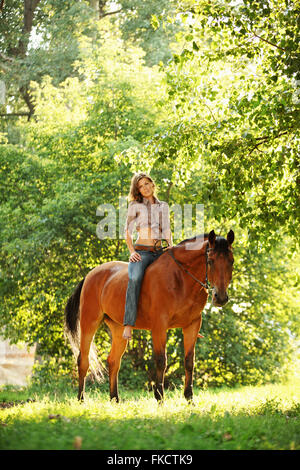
top-left (0, 0), bottom-right (93, 119)
top-left (115, 0), bottom-right (180, 65)
top-left (144, 0), bottom-right (300, 247)
top-left (0, 2), bottom-right (299, 391)
top-left (0, 0), bottom-right (178, 119)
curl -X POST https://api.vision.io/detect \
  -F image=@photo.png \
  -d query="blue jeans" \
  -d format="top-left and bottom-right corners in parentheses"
top-left (123, 249), bottom-right (163, 326)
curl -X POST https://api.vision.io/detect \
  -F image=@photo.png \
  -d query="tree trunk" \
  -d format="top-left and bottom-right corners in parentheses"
top-left (87, 0), bottom-right (100, 18)
top-left (3, 0), bottom-right (41, 118)
top-left (87, 1), bottom-right (122, 19)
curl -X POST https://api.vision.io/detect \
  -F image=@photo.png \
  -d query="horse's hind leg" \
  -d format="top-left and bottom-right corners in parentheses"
top-left (182, 318), bottom-right (202, 403)
top-left (105, 317), bottom-right (127, 403)
top-left (77, 315), bottom-right (101, 401)
top-left (77, 276), bottom-right (105, 401)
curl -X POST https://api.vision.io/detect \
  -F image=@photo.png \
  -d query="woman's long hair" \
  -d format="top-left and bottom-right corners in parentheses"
top-left (128, 172), bottom-right (157, 203)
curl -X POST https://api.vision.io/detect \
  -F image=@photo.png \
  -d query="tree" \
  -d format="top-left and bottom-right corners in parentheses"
top-left (0, 1), bottom-right (94, 119)
top-left (0, 3), bottom-right (298, 388)
top-left (141, 0), bottom-right (300, 248)
top-left (0, 0), bottom-right (178, 122)
top-left (0, 20), bottom-right (167, 362)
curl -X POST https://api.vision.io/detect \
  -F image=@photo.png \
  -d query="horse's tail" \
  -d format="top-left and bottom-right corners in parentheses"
top-left (64, 278), bottom-right (105, 383)
top-left (64, 278), bottom-right (85, 344)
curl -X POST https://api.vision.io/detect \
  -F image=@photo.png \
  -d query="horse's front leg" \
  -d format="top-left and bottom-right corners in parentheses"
top-left (151, 329), bottom-right (167, 402)
top-left (182, 317), bottom-right (202, 403)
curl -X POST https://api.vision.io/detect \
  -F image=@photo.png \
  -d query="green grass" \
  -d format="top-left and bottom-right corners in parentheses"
top-left (0, 378), bottom-right (299, 450)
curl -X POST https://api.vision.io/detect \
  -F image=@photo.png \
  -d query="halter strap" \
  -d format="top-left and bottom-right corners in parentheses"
top-left (167, 243), bottom-right (210, 291)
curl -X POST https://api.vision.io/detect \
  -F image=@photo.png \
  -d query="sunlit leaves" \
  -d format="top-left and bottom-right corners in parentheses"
top-left (0, 3), bottom-right (299, 389)
top-left (146, 0), bottom-right (300, 248)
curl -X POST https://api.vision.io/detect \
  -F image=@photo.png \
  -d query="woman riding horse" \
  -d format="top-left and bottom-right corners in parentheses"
top-left (123, 172), bottom-right (173, 340)
top-left (64, 173), bottom-right (235, 402)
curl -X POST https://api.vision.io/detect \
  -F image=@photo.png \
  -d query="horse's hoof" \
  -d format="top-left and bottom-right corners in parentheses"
top-left (184, 393), bottom-right (194, 404)
top-left (187, 399), bottom-right (195, 406)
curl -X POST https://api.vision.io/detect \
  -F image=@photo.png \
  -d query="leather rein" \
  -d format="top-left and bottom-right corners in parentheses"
top-left (166, 242), bottom-right (211, 292)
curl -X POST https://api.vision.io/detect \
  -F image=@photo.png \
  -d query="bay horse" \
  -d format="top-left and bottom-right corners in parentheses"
top-left (65, 229), bottom-right (234, 402)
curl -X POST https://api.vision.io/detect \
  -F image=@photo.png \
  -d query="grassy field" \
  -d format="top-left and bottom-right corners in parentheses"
top-left (0, 378), bottom-right (299, 451)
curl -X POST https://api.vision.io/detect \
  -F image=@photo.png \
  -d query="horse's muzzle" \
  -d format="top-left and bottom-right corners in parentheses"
top-left (212, 289), bottom-right (229, 307)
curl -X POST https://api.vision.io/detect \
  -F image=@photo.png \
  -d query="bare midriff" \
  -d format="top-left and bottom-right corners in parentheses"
top-left (135, 228), bottom-right (161, 247)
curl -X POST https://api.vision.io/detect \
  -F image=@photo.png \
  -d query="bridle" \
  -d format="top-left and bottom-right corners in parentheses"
top-left (167, 242), bottom-right (212, 292)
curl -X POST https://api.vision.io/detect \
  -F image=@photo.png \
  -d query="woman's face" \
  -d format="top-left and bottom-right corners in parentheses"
top-left (137, 177), bottom-right (154, 198)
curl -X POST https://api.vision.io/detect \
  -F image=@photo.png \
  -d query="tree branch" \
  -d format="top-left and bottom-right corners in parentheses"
top-left (249, 129), bottom-right (291, 156)
top-left (100, 8), bottom-right (122, 18)
top-left (0, 51), bottom-right (14, 63)
top-left (204, 103), bottom-right (217, 122)
top-left (15, 0), bottom-right (41, 56)
top-left (0, 51), bottom-right (14, 72)
top-left (20, 84), bottom-right (34, 120)
top-left (24, 0), bottom-right (41, 34)
top-left (238, 18), bottom-right (295, 55)
top-left (5, 1), bottom-right (42, 117)
top-left (0, 112), bottom-right (30, 117)
top-left (251, 32), bottom-right (288, 53)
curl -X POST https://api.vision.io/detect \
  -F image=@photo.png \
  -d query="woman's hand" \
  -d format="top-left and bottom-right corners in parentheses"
top-left (129, 251), bottom-right (142, 262)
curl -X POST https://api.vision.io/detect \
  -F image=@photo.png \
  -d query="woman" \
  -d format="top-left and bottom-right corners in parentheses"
top-left (123, 172), bottom-right (173, 340)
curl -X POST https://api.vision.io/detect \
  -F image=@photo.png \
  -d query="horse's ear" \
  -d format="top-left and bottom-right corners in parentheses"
top-left (227, 230), bottom-right (234, 246)
top-left (208, 230), bottom-right (216, 248)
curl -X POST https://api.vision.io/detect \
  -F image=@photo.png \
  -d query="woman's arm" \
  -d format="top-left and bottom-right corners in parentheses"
top-left (125, 229), bottom-right (135, 254)
top-left (125, 230), bottom-right (141, 262)
top-left (124, 202), bottom-right (141, 262)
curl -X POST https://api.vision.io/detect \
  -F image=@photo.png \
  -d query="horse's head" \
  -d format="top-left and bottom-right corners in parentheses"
top-left (207, 230), bottom-right (234, 307)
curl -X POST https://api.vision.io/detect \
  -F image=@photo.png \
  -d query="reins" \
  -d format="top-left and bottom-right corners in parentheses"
top-left (167, 242), bottom-right (211, 292)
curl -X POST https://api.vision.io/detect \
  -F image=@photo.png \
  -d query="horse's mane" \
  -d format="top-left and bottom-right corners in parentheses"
top-left (176, 233), bottom-right (230, 253)
top-left (176, 233), bottom-right (209, 246)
